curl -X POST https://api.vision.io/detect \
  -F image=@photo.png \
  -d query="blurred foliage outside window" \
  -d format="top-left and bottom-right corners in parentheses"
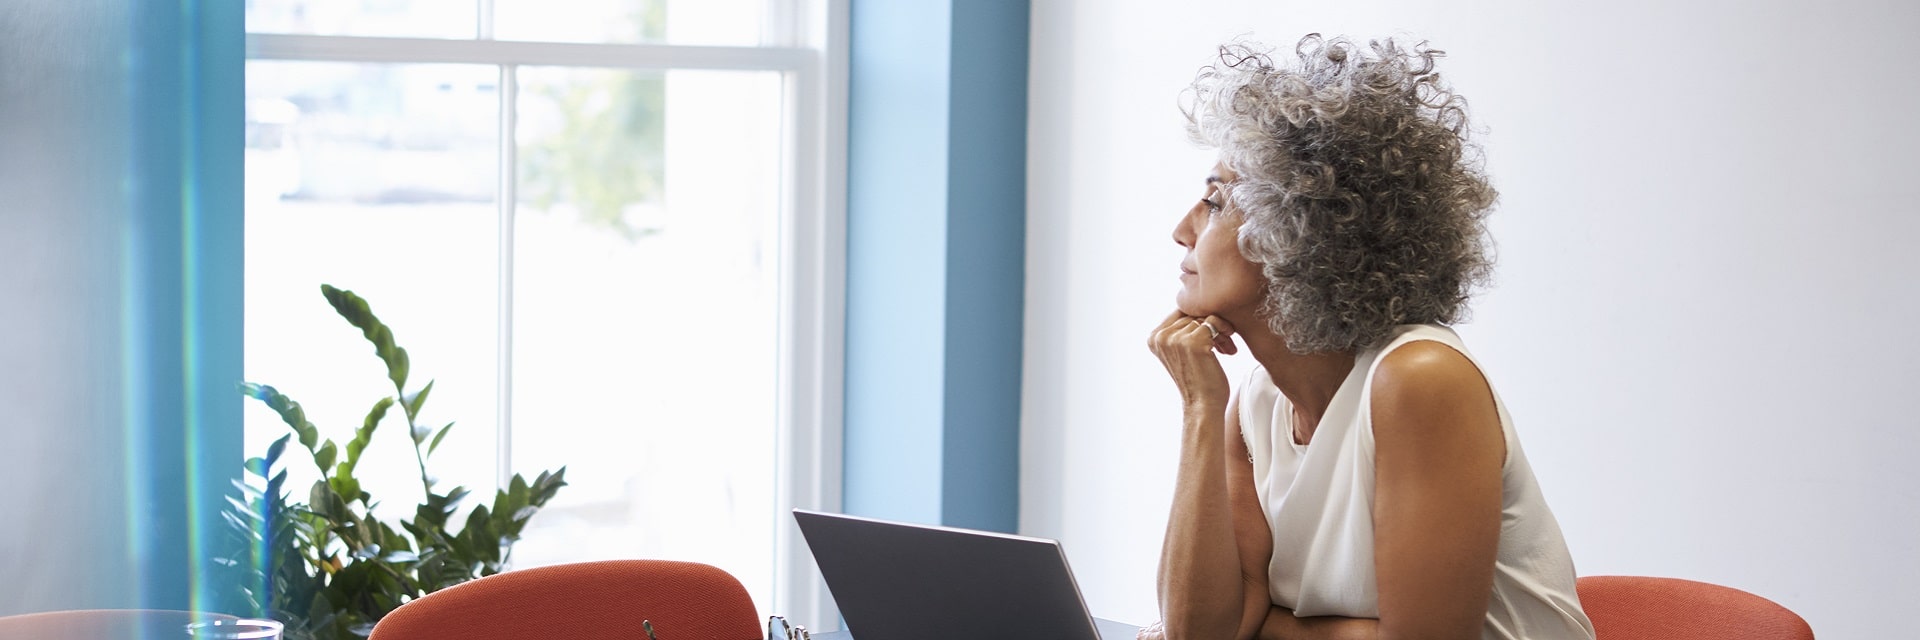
top-left (519, 4), bottom-right (668, 241)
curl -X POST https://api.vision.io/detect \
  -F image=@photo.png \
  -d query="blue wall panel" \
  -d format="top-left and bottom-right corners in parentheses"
top-left (844, 0), bottom-right (1029, 533)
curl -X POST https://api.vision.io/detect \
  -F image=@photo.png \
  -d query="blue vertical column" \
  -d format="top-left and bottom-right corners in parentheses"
top-left (938, 0), bottom-right (1030, 533)
top-left (843, 0), bottom-right (1030, 533)
top-left (126, 0), bottom-right (246, 613)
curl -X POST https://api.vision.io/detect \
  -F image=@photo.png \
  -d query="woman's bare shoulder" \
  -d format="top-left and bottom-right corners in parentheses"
top-left (1368, 340), bottom-right (1500, 447)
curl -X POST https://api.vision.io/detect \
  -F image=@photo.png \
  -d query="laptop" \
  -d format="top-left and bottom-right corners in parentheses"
top-left (793, 509), bottom-right (1140, 640)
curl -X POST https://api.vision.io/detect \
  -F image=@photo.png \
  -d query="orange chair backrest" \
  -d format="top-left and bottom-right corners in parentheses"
top-left (369, 559), bottom-right (761, 640)
top-left (1576, 575), bottom-right (1813, 640)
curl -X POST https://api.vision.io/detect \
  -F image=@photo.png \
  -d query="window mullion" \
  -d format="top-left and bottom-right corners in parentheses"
top-left (478, 0), bottom-right (495, 40)
top-left (495, 63), bottom-right (518, 490)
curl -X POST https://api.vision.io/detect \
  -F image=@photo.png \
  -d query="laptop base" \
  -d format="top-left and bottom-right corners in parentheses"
top-left (808, 616), bottom-right (1141, 640)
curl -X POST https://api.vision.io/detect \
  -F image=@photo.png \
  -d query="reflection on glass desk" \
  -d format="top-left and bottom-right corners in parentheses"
top-left (0, 609), bottom-right (284, 639)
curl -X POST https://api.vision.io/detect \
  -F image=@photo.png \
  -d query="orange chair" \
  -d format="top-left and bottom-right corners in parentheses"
top-left (1576, 575), bottom-right (1813, 640)
top-left (369, 560), bottom-right (761, 640)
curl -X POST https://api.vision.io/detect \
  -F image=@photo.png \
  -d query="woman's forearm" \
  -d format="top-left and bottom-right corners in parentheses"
top-left (1156, 402), bottom-right (1248, 640)
top-left (1259, 606), bottom-right (1378, 640)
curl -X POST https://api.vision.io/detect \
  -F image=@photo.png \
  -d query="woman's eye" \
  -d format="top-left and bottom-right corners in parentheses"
top-left (1204, 199), bottom-right (1223, 213)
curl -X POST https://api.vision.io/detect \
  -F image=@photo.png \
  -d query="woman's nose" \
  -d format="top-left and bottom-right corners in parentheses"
top-left (1172, 212), bottom-right (1196, 248)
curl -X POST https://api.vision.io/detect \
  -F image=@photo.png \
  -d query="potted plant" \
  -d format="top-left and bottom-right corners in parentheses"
top-left (219, 284), bottom-right (567, 640)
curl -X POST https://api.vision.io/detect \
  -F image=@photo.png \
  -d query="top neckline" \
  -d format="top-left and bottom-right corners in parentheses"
top-left (1280, 355), bottom-right (1369, 449)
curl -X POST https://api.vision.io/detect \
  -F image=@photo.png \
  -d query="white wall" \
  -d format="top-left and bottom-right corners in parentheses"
top-left (1021, 1), bottom-right (1920, 638)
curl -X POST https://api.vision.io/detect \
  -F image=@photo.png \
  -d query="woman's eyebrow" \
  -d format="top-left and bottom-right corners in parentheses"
top-left (1205, 175), bottom-right (1222, 186)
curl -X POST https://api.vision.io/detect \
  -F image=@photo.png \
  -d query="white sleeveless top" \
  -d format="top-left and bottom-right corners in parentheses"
top-left (1238, 324), bottom-right (1595, 640)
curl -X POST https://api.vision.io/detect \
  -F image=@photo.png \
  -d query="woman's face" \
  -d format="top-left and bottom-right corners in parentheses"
top-left (1173, 163), bottom-right (1267, 318)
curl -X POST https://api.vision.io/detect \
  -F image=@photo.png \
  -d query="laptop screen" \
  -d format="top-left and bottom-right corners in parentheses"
top-left (793, 510), bottom-right (1105, 640)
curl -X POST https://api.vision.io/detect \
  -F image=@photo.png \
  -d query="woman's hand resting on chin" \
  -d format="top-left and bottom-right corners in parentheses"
top-left (1148, 310), bottom-right (1239, 411)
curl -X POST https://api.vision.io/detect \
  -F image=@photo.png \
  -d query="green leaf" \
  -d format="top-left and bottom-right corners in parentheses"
top-left (403, 380), bottom-right (434, 420)
top-left (399, 520), bottom-right (430, 546)
top-left (315, 441), bottom-right (338, 471)
top-left (308, 481), bottom-right (335, 519)
top-left (347, 397), bottom-right (393, 472)
top-left (410, 423), bottom-right (430, 445)
top-left (464, 505), bottom-right (492, 536)
top-left (324, 495), bottom-right (353, 530)
top-left (242, 383), bottom-right (321, 450)
top-left (427, 422), bottom-right (455, 457)
top-left (444, 486), bottom-right (471, 511)
top-left (244, 456), bottom-right (268, 478)
top-left (218, 512), bottom-right (252, 537)
top-left (224, 495), bottom-right (252, 516)
top-left (530, 467), bottom-right (569, 505)
top-left (378, 521), bottom-right (411, 549)
top-left (391, 347), bottom-right (411, 393)
top-left (266, 434), bottom-right (290, 466)
top-left (328, 474), bottom-right (361, 506)
top-left (321, 284), bottom-right (410, 392)
top-left (228, 478), bottom-right (260, 500)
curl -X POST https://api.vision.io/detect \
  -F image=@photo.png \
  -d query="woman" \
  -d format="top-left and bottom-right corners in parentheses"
top-left (1142, 36), bottom-right (1594, 640)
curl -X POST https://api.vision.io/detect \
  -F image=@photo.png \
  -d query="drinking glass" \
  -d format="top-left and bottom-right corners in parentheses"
top-left (185, 618), bottom-right (285, 639)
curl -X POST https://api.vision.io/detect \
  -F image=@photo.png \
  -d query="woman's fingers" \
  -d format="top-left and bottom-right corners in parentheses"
top-left (1153, 321), bottom-right (1205, 361)
top-left (1148, 309), bottom-right (1192, 353)
top-left (1154, 310), bottom-right (1195, 347)
top-left (1202, 315), bottom-right (1238, 355)
top-left (1163, 318), bottom-right (1214, 352)
top-left (1151, 313), bottom-right (1237, 357)
top-left (1149, 312), bottom-right (1234, 408)
top-left (1201, 314), bottom-right (1236, 338)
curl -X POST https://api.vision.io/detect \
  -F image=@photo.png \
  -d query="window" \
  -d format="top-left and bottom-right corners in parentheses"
top-left (242, 0), bottom-right (846, 623)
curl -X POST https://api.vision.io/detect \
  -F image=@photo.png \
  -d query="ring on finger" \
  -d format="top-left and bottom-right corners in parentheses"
top-left (1195, 319), bottom-right (1219, 340)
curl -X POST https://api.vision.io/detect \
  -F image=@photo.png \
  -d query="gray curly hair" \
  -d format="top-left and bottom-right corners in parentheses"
top-left (1185, 34), bottom-right (1497, 354)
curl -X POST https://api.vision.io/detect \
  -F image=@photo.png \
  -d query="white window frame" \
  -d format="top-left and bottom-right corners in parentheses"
top-left (244, 0), bottom-right (847, 625)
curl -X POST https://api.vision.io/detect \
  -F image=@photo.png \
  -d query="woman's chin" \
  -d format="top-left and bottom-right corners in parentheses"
top-left (1173, 295), bottom-right (1209, 318)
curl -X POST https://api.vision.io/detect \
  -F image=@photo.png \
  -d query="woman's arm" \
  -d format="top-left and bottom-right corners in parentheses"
top-left (1223, 395), bottom-right (1278, 639)
top-left (1257, 606), bottom-right (1376, 640)
top-left (1367, 342), bottom-right (1505, 640)
top-left (1147, 311), bottom-right (1272, 640)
